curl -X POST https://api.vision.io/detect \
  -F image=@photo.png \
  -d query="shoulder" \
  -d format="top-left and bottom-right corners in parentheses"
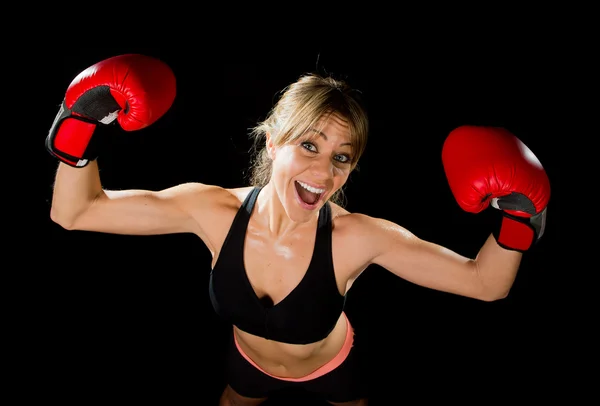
top-left (329, 202), bottom-right (381, 232)
top-left (172, 184), bottom-right (256, 254)
top-left (225, 185), bottom-right (256, 204)
top-left (328, 203), bottom-right (418, 277)
top-left (165, 183), bottom-right (255, 218)
top-left (330, 203), bottom-right (416, 248)
top-left (168, 183), bottom-right (253, 204)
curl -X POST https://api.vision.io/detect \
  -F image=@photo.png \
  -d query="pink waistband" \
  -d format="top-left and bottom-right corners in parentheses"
top-left (233, 312), bottom-right (354, 382)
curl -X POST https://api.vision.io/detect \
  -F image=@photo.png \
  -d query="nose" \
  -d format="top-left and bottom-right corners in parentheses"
top-left (310, 155), bottom-right (334, 181)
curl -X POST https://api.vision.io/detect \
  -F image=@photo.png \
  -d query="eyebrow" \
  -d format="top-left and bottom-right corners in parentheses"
top-left (309, 128), bottom-right (352, 147)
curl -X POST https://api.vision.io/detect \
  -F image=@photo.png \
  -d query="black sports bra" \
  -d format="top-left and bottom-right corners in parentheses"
top-left (209, 187), bottom-right (346, 345)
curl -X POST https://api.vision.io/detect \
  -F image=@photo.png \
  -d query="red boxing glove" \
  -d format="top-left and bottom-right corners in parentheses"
top-left (442, 125), bottom-right (551, 252)
top-left (46, 54), bottom-right (176, 167)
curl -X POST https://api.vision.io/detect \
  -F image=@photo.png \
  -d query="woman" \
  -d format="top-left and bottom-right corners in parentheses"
top-left (47, 54), bottom-right (550, 405)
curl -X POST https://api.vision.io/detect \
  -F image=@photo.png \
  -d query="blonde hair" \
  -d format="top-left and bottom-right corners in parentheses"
top-left (248, 73), bottom-right (369, 206)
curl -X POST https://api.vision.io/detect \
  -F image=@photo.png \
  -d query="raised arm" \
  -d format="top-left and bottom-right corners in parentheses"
top-left (50, 161), bottom-right (211, 236)
top-left (360, 126), bottom-right (551, 301)
top-left (47, 54), bottom-right (203, 236)
top-left (364, 219), bottom-right (522, 301)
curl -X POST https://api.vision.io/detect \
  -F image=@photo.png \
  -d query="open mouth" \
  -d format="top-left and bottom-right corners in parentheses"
top-left (294, 181), bottom-right (325, 208)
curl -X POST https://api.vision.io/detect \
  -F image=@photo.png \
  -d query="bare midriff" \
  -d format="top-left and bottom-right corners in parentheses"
top-left (233, 312), bottom-right (353, 381)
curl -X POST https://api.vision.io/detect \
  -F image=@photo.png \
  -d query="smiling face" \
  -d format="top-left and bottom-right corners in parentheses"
top-left (248, 73), bottom-right (369, 215)
top-left (267, 113), bottom-right (353, 222)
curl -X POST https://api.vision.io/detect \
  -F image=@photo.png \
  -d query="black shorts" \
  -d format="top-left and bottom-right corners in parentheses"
top-left (225, 332), bottom-right (368, 403)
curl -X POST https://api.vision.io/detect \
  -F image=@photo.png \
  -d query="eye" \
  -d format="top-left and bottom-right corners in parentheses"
top-left (301, 141), bottom-right (351, 164)
top-left (334, 154), bottom-right (351, 164)
top-left (301, 142), bottom-right (317, 152)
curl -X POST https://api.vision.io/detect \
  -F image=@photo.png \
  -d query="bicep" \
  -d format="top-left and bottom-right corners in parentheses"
top-left (70, 183), bottom-right (207, 237)
top-left (368, 218), bottom-right (486, 299)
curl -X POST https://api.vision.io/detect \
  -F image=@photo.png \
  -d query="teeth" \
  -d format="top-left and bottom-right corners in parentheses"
top-left (297, 181), bottom-right (325, 194)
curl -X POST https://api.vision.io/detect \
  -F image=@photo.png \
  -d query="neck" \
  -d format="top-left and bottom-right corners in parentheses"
top-left (257, 182), bottom-right (318, 238)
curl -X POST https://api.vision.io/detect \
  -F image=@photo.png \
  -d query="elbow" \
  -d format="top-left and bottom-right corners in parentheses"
top-left (50, 199), bottom-right (95, 231)
top-left (50, 205), bottom-right (76, 230)
top-left (478, 288), bottom-right (510, 302)
top-left (472, 262), bottom-right (512, 302)
top-left (50, 192), bottom-right (103, 230)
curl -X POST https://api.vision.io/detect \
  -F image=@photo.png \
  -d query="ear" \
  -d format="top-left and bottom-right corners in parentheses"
top-left (266, 132), bottom-right (276, 160)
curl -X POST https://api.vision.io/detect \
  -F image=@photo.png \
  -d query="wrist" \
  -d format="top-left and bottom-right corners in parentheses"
top-left (492, 208), bottom-right (547, 252)
top-left (46, 101), bottom-right (101, 168)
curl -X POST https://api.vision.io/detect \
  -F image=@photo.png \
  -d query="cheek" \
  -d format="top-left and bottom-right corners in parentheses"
top-left (274, 149), bottom-right (305, 172)
top-left (331, 168), bottom-right (350, 189)
top-left (272, 150), bottom-right (297, 181)
top-left (334, 166), bottom-right (350, 180)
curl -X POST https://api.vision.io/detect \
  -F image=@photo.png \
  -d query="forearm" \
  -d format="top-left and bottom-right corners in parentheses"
top-left (50, 161), bottom-right (104, 227)
top-left (475, 233), bottom-right (523, 300)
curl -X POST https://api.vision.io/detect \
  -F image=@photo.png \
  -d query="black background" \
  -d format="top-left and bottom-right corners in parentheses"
top-left (32, 35), bottom-right (564, 404)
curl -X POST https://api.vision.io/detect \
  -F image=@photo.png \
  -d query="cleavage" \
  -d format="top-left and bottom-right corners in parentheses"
top-left (243, 227), bottom-right (316, 308)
